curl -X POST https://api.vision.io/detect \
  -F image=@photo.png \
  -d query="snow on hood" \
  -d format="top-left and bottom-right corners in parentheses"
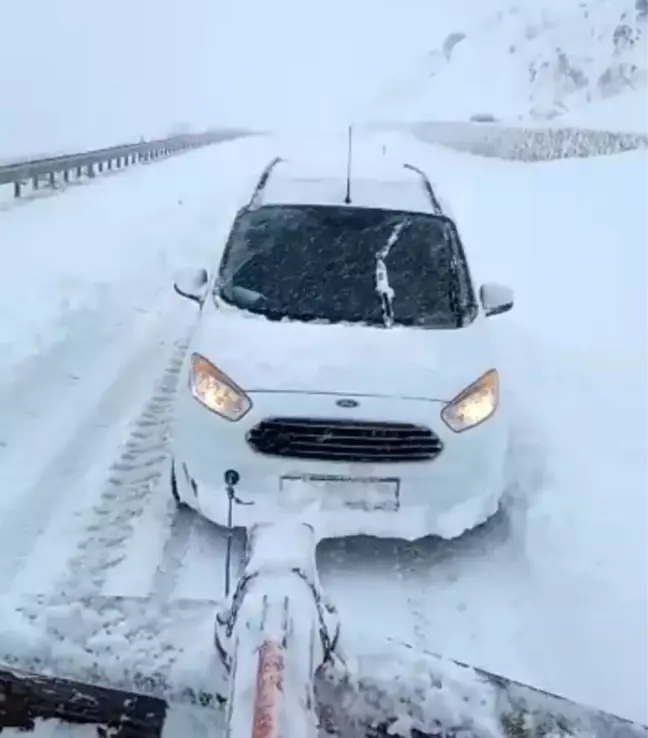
top-left (192, 304), bottom-right (493, 401)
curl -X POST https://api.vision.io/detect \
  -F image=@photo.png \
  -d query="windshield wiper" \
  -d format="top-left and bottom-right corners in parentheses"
top-left (375, 221), bottom-right (406, 328)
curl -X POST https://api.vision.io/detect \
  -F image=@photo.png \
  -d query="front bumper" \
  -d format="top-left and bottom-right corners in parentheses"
top-left (171, 389), bottom-right (507, 541)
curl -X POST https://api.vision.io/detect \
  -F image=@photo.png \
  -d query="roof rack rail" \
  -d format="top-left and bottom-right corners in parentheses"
top-left (403, 163), bottom-right (443, 215)
top-left (248, 156), bottom-right (284, 209)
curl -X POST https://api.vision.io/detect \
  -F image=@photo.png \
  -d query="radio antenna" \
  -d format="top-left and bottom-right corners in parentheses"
top-left (344, 125), bottom-right (353, 204)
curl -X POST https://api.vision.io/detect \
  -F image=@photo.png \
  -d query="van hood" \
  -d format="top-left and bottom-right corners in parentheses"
top-left (192, 307), bottom-right (494, 402)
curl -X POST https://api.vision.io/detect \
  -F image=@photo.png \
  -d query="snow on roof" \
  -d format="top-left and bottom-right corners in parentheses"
top-left (260, 172), bottom-right (437, 213)
top-left (250, 131), bottom-right (442, 214)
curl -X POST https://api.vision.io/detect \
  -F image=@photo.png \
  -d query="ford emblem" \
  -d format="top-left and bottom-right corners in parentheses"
top-left (336, 398), bottom-right (359, 408)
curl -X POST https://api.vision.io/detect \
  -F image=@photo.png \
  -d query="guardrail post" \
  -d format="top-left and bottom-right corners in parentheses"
top-left (13, 181), bottom-right (21, 198)
top-left (87, 164), bottom-right (95, 178)
top-left (32, 177), bottom-right (39, 190)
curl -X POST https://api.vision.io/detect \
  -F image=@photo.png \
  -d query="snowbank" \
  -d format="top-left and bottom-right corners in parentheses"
top-left (410, 120), bottom-right (647, 160)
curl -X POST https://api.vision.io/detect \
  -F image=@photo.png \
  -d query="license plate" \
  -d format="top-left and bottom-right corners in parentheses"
top-left (279, 475), bottom-right (400, 512)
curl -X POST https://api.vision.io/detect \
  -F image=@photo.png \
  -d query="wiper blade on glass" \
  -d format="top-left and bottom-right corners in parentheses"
top-left (375, 221), bottom-right (406, 328)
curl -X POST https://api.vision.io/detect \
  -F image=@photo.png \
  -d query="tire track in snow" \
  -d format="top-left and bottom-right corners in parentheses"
top-left (0, 303), bottom-right (190, 592)
top-left (51, 339), bottom-right (189, 603)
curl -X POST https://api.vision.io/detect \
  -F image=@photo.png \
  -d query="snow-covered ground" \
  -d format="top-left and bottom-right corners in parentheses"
top-left (0, 128), bottom-right (646, 736)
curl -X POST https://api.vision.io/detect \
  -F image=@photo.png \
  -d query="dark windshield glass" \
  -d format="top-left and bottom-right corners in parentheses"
top-left (216, 204), bottom-right (476, 328)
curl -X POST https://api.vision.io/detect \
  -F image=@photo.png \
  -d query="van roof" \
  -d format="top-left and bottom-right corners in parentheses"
top-left (247, 154), bottom-right (444, 216)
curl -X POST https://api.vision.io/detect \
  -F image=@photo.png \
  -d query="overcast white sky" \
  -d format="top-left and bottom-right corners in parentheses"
top-left (0, 0), bottom-right (469, 156)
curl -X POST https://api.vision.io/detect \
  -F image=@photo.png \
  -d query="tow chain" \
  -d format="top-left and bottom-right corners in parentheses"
top-left (215, 565), bottom-right (340, 672)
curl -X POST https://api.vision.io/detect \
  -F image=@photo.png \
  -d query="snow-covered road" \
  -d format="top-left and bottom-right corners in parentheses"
top-left (0, 131), bottom-right (645, 730)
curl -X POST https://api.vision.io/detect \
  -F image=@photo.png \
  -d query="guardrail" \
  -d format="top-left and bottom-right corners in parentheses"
top-left (409, 120), bottom-right (648, 161)
top-left (0, 128), bottom-right (248, 198)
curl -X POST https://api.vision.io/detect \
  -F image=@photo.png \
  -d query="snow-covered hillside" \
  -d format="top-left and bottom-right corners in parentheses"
top-left (372, 0), bottom-right (647, 131)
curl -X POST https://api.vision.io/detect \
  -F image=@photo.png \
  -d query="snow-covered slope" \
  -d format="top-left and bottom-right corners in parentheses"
top-left (371, 0), bottom-right (647, 131)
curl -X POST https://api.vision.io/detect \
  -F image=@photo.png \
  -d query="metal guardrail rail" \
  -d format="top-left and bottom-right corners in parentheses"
top-left (0, 128), bottom-right (247, 198)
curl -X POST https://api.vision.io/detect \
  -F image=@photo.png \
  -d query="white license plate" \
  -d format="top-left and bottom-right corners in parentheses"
top-left (279, 475), bottom-right (400, 512)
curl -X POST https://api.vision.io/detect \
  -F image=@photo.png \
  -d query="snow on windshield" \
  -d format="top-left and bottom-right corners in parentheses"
top-left (216, 204), bottom-right (476, 328)
top-left (374, 220), bottom-right (404, 327)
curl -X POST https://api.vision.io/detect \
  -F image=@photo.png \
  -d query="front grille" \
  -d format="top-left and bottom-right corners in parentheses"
top-left (246, 417), bottom-right (443, 463)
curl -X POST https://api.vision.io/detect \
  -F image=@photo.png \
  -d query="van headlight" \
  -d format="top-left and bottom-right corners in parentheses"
top-left (441, 369), bottom-right (498, 433)
top-left (190, 353), bottom-right (252, 421)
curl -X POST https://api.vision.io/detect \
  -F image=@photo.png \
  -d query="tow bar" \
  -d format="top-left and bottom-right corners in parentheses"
top-left (214, 521), bottom-right (340, 738)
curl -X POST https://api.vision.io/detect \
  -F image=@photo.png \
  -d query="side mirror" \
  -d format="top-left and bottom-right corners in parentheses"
top-left (480, 282), bottom-right (514, 317)
top-left (174, 267), bottom-right (209, 304)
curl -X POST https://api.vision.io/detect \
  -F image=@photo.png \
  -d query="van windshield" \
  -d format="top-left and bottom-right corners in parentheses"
top-left (216, 204), bottom-right (477, 328)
